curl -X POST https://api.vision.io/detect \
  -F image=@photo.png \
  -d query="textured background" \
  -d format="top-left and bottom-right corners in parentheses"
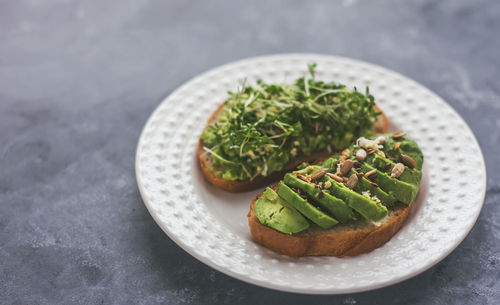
top-left (1, 0), bottom-right (499, 304)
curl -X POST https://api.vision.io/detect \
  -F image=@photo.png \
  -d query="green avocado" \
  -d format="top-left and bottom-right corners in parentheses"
top-left (276, 182), bottom-right (338, 229)
top-left (359, 162), bottom-right (418, 205)
top-left (349, 168), bottom-right (398, 207)
top-left (381, 133), bottom-right (424, 170)
top-left (320, 157), bottom-right (389, 220)
top-left (284, 172), bottom-right (356, 223)
top-left (323, 173), bottom-right (388, 222)
top-left (366, 154), bottom-right (422, 188)
top-left (254, 187), bottom-right (310, 234)
top-left (253, 133), bottom-right (424, 234)
top-left (320, 158), bottom-right (337, 171)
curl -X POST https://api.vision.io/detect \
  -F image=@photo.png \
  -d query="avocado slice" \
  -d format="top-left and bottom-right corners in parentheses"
top-left (365, 154), bottom-right (422, 188)
top-left (284, 173), bottom-right (356, 223)
top-left (359, 162), bottom-right (418, 205)
top-left (320, 157), bottom-right (390, 219)
top-left (320, 158), bottom-right (337, 171)
top-left (349, 168), bottom-right (398, 207)
top-left (276, 182), bottom-right (338, 229)
top-left (322, 174), bottom-right (388, 221)
top-left (380, 133), bottom-right (424, 170)
top-left (254, 187), bottom-right (310, 234)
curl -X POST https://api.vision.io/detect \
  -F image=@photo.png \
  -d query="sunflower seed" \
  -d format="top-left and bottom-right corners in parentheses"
top-left (345, 174), bottom-right (359, 189)
top-left (298, 174), bottom-right (311, 183)
top-left (309, 168), bottom-right (329, 180)
top-left (391, 163), bottom-right (405, 178)
top-left (392, 131), bottom-right (407, 139)
top-left (400, 154), bottom-right (416, 169)
top-left (341, 149), bottom-right (351, 158)
top-left (364, 169), bottom-right (377, 179)
top-left (340, 160), bottom-right (354, 176)
top-left (326, 172), bottom-right (344, 183)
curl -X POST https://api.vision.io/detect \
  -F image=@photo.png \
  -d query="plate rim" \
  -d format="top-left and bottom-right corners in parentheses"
top-left (135, 53), bottom-right (487, 294)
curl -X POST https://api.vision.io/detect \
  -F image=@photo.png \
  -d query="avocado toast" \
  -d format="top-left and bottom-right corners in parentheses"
top-left (198, 65), bottom-right (388, 192)
top-left (248, 132), bottom-right (423, 257)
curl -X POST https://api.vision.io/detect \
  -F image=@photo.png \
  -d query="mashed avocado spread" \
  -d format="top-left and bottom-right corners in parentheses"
top-left (200, 64), bottom-right (380, 181)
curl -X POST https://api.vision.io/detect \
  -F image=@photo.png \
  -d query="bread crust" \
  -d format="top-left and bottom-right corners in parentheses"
top-left (198, 104), bottom-right (389, 192)
top-left (247, 185), bottom-right (412, 257)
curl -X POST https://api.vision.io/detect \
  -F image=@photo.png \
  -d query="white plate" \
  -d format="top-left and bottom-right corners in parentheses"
top-left (135, 54), bottom-right (486, 294)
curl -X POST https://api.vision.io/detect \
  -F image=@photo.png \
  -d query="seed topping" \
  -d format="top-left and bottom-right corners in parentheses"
top-left (309, 168), bottom-right (329, 180)
top-left (393, 142), bottom-right (401, 150)
top-left (345, 174), bottom-right (359, 189)
top-left (355, 149), bottom-right (367, 161)
top-left (326, 172), bottom-right (344, 183)
top-left (364, 169), bottom-right (377, 179)
top-left (341, 149), bottom-right (351, 158)
top-left (340, 160), bottom-right (354, 176)
top-left (391, 163), bottom-right (405, 178)
top-left (297, 174), bottom-right (311, 183)
top-left (375, 136), bottom-right (386, 145)
top-left (392, 131), bottom-right (407, 139)
top-left (400, 154), bottom-right (416, 169)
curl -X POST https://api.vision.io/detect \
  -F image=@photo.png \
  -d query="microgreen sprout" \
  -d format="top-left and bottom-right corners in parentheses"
top-left (200, 64), bottom-right (379, 181)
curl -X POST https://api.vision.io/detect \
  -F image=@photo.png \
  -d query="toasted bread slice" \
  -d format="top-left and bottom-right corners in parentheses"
top-left (198, 104), bottom-right (389, 192)
top-left (247, 185), bottom-right (411, 257)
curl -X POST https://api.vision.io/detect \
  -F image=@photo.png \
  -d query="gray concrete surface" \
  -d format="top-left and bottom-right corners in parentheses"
top-left (1, 0), bottom-right (499, 304)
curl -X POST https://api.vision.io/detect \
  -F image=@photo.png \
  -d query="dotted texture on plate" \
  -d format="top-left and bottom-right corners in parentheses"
top-left (135, 54), bottom-right (486, 294)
